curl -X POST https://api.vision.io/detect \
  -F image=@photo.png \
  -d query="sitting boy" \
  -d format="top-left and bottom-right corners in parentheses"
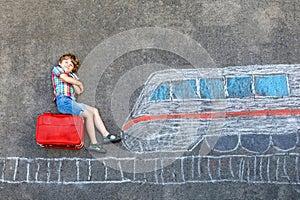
top-left (52, 53), bottom-right (121, 153)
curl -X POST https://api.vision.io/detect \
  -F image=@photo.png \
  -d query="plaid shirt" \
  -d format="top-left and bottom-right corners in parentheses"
top-left (52, 65), bottom-right (79, 100)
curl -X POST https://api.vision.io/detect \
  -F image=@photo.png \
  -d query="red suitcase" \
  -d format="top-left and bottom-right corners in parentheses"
top-left (36, 113), bottom-right (84, 150)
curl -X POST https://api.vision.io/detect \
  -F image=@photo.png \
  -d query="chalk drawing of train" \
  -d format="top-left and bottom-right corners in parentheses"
top-left (121, 64), bottom-right (300, 153)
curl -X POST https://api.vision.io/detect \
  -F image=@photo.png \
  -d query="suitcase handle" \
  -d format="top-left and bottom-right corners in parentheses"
top-left (42, 112), bottom-right (53, 116)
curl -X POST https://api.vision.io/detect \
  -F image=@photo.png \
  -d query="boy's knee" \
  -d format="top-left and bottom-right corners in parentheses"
top-left (90, 107), bottom-right (99, 114)
top-left (94, 108), bottom-right (99, 114)
top-left (83, 109), bottom-right (92, 118)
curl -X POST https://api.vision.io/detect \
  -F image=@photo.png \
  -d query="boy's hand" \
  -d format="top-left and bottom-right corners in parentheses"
top-left (76, 81), bottom-right (84, 93)
top-left (73, 84), bottom-right (83, 94)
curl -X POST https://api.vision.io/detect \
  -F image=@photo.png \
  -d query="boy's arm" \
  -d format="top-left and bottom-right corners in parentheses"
top-left (73, 84), bottom-right (83, 95)
top-left (59, 74), bottom-right (84, 93)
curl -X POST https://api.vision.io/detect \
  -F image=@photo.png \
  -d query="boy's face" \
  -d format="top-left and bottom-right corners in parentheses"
top-left (59, 58), bottom-right (74, 73)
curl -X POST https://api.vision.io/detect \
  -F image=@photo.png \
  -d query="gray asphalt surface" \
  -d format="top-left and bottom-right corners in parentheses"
top-left (1, 0), bottom-right (300, 199)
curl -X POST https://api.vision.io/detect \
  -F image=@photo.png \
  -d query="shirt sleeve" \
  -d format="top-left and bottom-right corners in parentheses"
top-left (70, 72), bottom-right (79, 80)
top-left (52, 66), bottom-right (65, 77)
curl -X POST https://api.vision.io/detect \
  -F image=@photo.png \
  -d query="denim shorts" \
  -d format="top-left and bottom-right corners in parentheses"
top-left (56, 95), bottom-right (87, 116)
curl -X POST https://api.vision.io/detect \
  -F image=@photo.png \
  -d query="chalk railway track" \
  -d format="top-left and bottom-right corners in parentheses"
top-left (0, 154), bottom-right (299, 185)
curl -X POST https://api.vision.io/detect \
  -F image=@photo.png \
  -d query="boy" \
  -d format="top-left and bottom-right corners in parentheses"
top-left (52, 53), bottom-right (121, 153)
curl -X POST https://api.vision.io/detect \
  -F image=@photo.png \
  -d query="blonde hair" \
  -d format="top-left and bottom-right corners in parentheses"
top-left (59, 53), bottom-right (80, 73)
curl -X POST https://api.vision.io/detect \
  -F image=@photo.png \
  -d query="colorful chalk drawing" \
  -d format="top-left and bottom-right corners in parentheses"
top-left (121, 64), bottom-right (300, 154)
top-left (64, 28), bottom-right (299, 186)
top-left (1, 154), bottom-right (299, 185)
top-left (4, 65), bottom-right (300, 185)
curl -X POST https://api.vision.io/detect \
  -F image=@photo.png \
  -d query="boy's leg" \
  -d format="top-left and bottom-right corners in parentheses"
top-left (82, 108), bottom-right (106, 153)
top-left (70, 100), bottom-right (99, 144)
top-left (84, 105), bottom-right (121, 143)
top-left (82, 108), bottom-right (98, 144)
top-left (84, 105), bottom-right (121, 142)
top-left (84, 105), bottom-right (112, 137)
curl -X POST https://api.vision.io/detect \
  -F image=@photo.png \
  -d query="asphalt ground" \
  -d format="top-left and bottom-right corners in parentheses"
top-left (1, 0), bottom-right (300, 199)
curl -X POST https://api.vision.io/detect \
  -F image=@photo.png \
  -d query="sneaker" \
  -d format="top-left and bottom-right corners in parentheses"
top-left (103, 133), bottom-right (122, 143)
top-left (87, 143), bottom-right (107, 153)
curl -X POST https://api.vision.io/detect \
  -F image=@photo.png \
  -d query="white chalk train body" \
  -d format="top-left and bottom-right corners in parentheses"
top-left (121, 64), bottom-right (300, 153)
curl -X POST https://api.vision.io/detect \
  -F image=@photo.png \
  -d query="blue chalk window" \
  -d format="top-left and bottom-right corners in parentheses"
top-left (254, 74), bottom-right (289, 97)
top-left (172, 80), bottom-right (198, 100)
top-left (149, 82), bottom-right (171, 101)
top-left (227, 76), bottom-right (253, 98)
top-left (200, 78), bottom-right (225, 99)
